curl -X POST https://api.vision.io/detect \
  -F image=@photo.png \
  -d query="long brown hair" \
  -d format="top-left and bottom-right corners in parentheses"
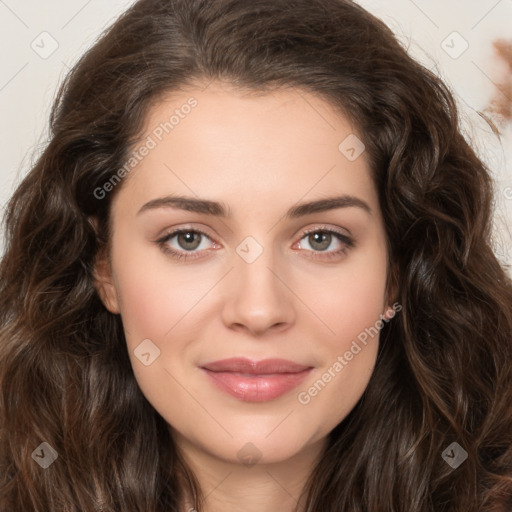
top-left (1, 0), bottom-right (511, 510)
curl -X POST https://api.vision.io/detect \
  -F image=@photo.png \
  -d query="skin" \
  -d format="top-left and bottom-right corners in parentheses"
top-left (95, 81), bottom-right (394, 512)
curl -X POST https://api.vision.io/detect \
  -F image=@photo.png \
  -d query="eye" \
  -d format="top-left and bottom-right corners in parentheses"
top-left (295, 228), bottom-right (354, 260)
top-left (156, 228), bottom-right (219, 261)
top-left (156, 226), bottom-right (354, 262)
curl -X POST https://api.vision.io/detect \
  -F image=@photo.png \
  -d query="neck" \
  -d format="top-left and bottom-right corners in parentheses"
top-left (176, 434), bottom-right (327, 512)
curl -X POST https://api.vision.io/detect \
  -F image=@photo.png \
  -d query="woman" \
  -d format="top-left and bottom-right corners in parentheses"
top-left (0, 0), bottom-right (511, 510)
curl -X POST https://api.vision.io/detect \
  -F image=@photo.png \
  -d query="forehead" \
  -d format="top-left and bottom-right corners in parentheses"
top-left (112, 82), bottom-right (378, 218)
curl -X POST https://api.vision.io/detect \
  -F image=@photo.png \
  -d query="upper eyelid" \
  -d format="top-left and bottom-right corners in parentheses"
top-left (300, 225), bottom-right (351, 239)
top-left (157, 226), bottom-right (215, 241)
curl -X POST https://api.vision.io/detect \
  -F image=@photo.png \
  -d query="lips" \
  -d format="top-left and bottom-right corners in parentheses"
top-left (202, 357), bottom-right (311, 374)
top-left (200, 357), bottom-right (313, 402)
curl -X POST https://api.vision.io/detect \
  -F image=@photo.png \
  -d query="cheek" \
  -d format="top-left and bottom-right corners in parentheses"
top-left (295, 246), bottom-right (387, 422)
top-left (332, 276), bottom-right (387, 342)
top-left (115, 272), bottom-right (173, 344)
top-left (311, 252), bottom-right (388, 346)
top-left (111, 247), bottom-right (215, 345)
top-left (296, 277), bottom-right (385, 433)
top-left (110, 254), bottom-right (205, 414)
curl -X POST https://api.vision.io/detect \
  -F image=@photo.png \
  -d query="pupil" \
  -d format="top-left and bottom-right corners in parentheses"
top-left (179, 232), bottom-right (200, 250)
top-left (310, 232), bottom-right (330, 251)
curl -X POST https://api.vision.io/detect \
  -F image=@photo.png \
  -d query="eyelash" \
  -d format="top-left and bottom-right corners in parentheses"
top-left (156, 226), bottom-right (355, 262)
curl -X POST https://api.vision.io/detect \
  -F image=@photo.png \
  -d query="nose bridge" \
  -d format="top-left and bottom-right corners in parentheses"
top-left (221, 235), bottom-right (295, 334)
top-left (237, 252), bottom-right (278, 296)
top-left (235, 237), bottom-right (284, 306)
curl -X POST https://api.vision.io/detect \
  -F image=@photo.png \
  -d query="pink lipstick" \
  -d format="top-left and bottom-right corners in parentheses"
top-left (200, 357), bottom-right (313, 402)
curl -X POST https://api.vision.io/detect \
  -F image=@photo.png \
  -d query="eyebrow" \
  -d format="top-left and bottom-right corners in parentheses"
top-left (136, 194), bottom-right (372, 218)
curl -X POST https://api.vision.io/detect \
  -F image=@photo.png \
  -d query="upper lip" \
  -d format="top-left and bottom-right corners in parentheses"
top-left (201, 357), bottom-right (312, 374)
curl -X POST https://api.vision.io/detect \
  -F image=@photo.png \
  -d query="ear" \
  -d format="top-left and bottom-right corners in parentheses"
top-left (88, 216), bottom-right (120, 314)
top-left (93, 250), bottom-right (120, 314)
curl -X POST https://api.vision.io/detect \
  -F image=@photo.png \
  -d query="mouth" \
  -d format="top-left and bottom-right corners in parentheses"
top-left (200, 357), bottom-right (313, 402)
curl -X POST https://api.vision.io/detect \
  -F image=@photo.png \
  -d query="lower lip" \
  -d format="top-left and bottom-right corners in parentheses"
top-left (202, 368), bottom-right (312, 402)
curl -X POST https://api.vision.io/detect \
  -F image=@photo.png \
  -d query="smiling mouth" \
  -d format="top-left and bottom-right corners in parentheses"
top-left (200, 357), bottom-right (313, 402)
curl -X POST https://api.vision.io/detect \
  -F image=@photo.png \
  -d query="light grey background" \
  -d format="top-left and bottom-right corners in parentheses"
top-left (1, 0), bottom-right (511, 273)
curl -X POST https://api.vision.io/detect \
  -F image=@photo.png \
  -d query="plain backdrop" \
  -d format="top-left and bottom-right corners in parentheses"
top-left (1, 0), bottom-right (511, 274)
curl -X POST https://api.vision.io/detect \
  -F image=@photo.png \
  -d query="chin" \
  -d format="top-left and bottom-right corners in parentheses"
top-left (201, 427), bottom-right (319, 467)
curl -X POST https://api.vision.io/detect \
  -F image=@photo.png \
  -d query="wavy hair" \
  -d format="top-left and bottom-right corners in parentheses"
top-left (1, 0), bottom-right (511, 510)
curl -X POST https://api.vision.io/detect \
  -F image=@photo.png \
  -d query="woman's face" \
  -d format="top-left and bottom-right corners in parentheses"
top-left (95, 81), bottom-right (391, 467)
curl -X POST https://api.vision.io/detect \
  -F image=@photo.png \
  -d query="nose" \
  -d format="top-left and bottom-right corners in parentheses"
top-left (220, 246), bottom-right (296, 336)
